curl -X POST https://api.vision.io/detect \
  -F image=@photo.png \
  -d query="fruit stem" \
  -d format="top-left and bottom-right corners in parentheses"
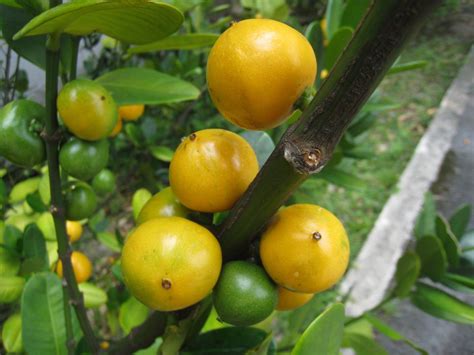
top-left (218, 0), bottom-right (442, 260)
top-left (44, 27), bottom-right (99, 354)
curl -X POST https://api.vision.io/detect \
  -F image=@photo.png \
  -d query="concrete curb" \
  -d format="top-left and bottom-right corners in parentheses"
top-left (339, 46), bottom-right (474, 317)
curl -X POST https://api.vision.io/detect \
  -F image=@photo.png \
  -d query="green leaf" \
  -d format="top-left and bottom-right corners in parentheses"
top-left (449, 204), bottom-right (471, 240)
top-left (415, 236), bottom-right (447, 281)
top-left (387, 60), bottom-right (428, 75)
top-left (292, 303), bottom-right (345, 355)
top-left (21, 223), bottom-right (49, 274)
top-left (0, 0), bottom-right (22, 8)
top-left (325, 0), bottom-right (345, 40)
top-left (324, 27), bottom-right (353, 71)
top-left (3, 225), bottom-right (23, 253)
top-left (2, 313), bottom-right (23, 353)
top-left (318, 168), bottom-right (366, 191)
top-left (414, 192), bottom-right (436, 239)
top-left (340, 0), bottom-right (370, 29)
top-left (241, 131), bottom-right (275, 168)
top-left (96, 68), bottom-right (200, 106)
top-left (360, 102), bottom-right (400, 113)
top-left (149, 145), bottom-right (174, 162)
top-left (9, 177), bottom-right (41, 203)
top-left (184, 327), bottom-right (270, 354)
top-left (129, 33), bottom-right (218, 53)
top-left (132, 188), bottom-right (152, 221)
top-left (26, 191), bottom-right (48, 212)
top-left (97, 231), bottom-right (121, 252)
top-left (0, 179), bottom-right (7, 205)
top-left (14, 0), bottom-right (183, 44)
top-left (364, 314), bottom-right (427, 354)
top-left (119, 296), bottom-right (149, 334)
top-left (435, 215), bottom-right (461, 267)
top-left (79, 282), bottom-right (108, 308)
top-left (393, 251), bottom-right (421, 298)
top-left (342, 333), bottom-right (387, 355)
top-left (411, 282), bottom-right (474, 324)
top-left (0, 275), bottom-right (25, 303)
top-left (347, 112), bottom-right (376, 137)
top-left (441, 273), bottom-right (474, 294)
top-left (124, 123), bottom-right (145, 147)
top-left (0, 246), bottom-right (21, 276)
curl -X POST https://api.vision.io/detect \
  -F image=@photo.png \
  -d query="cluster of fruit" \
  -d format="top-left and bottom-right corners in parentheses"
top-left (121, 19), bottom-right (349, 326)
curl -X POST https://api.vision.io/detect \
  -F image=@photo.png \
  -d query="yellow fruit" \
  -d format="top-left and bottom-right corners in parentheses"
top-left (56, 251), bottom-right (92, 283)
top-left (207, 19), bottom-right (316, 130)
top-left (136, 187), bottom-right (189, 225)
top-left (260, 204), bottom-right (349, 293)
top-left (276, 287), bottom-right (313, 311)
top-left (66, 220), bottom-right (82, 243)
top-left (169, 129), bottom-right (258, 212)
top-left (121, 217), bottom-right (222, 311)
top-left (119, 105), bottom-right (145, 121)
top-left (109, 116), bottom-right (123, 137)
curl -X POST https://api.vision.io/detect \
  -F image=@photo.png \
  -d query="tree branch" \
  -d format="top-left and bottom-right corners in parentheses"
top-left (218, 0), bottom-right (442, 260)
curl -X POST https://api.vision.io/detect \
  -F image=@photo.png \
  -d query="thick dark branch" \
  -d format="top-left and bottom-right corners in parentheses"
top-left (218, 0), bottom-right (442, 260)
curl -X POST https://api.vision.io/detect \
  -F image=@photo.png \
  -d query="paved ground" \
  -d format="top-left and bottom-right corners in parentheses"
top-left (375, 57), bottom-right (474, 355)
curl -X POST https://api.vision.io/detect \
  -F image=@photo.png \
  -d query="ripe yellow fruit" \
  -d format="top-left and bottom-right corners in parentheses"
top-left (136, 187), bottom-right (188, 225)
top-left (66, 220), bottom-right (82, 243)
top-left (276, 287), bottom-right (313, 311)
top-left (207, 19), bottom-right (316, 130)
top-left (169, 129), bottom-right (259, 212)
top-left (56, 251), bottom-right (92, 283)
top-left (109, 116), bottom-right (123, 137)
top-left (121, 217), bottom-right (222, 311)
top-left (119, 105), bottom-right (145, 121)
top-left (260, 204), bottom-right (349, 293)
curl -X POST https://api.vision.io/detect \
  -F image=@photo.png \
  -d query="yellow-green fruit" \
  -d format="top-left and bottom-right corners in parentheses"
top-left (276, 287), bottom-right (313, 311)
top-left (121, 217), bottom-right (222, 311)
top-left (169, 129), bottom-right (259, 212)
top-left (207, 19), bottom-right (316, 130)
top-left (56, 251), bottom-right (93, 283)
top-left (136, 187), bottom-right (189, 225)
top-left (260, 204), bottom-right (349, 293)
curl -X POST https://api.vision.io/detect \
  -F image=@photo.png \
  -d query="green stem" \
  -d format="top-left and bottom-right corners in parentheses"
top-left (44, 33), bottom-right (99, 352)
top-left (462, 246), bottom-right (474, 253)
top-left (69, 36), bottom-right (80, 81)
top-left (3, 46), bottom-right (12, 105)
top-left (218, 0), bottom-right (442, 260)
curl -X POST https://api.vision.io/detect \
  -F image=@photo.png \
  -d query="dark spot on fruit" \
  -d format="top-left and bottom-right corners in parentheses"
top-left (189, 133), bottom-right (197, 141)
top-left (162, 278), bottom-right (172, 290)
top-left (312, 232), bottom-right (322, 241)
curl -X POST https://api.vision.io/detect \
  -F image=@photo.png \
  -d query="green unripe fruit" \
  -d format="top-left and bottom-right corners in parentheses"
top-left (59, 138), bottom-right (109, 181)
top-left (213, 261), bottom-right (277, 326)
top-left (92, 169), bottom-right (116, 196)
top-left (64, 183), bottom-right (97, 221)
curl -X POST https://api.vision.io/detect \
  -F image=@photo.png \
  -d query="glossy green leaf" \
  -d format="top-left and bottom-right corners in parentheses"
top-left (435, 215), bottom-right (461, 267)
top-left (340, 0), bottom-right (370, 29)
top-left (9, 177), bottom-right (41, 203)
top-left (342, 333), bottom-right (387, 355)
top-left (318, 168), bottom-right (366, 191)
top-left (292, 303), bottom-right (345, 355)
top-left (129, 33), bottom-right (218, 53)
top-left (119, 296), bottom-right (149, 334)
top-left (184, 327), bottom-right (271, 354)
top-left (0, 275), bottom-right (25, 303)
top-left (441, 273), bottom-right (474, 294)
top-left (241, 131), bottom-right (275, 168)
top-left (22, 272), bottom-right (81, 355)
top-left (411, 282), bottom-right (474, 324)
top-left (387, 60), bottom-right (428, 75)
top-left (14, 0), bottom-right (183, 44)
top-left (343, 318), bottom-right (373, 338)
top-left (325, 0), bottom-right (344, 40)
top-left (124, 123), bottom-right (145, 147)
top-left (96, 68), bottom-right (200, 106)
top-left (21, 223), bottom-right (49, 274)
top-left (364, 314), bottom-right (427, 354)
top-left (97, 231), bottom-right (121, 252)
top-left (415, 236), bottom-right (447, 281)
top-left (393, 251), bottom-right (420, 298)
top-left (26, 192), bottom-right (48, 212)
top-left (449, 204), bottom-right (471, 240)
top-left (325, 27), bottom-right (353, 71)
top-left (304, 20), bottom-right (325, 84)
top-left (79, 282), bottom-right (108, 308)
top-left (414, 192), bottom-right (436, 239)
top-left (2, 313), bottom-right (23, 353)
top-left (132, 188), bottom-right (152, 221)
top-left (149, 145), bottom-right (174, 162)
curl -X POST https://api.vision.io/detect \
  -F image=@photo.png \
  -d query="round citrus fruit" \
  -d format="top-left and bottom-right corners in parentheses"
top-left (64, 183), bottom-right (97, 221)
top-left (260, 204), bottom-right (349, 293)
top-left (119, 104), bottom-right (145, 121)
top-left (56, 251), bottom-right (92, 283)
top-left (207, 19), bottom-right (316, 130)
top-left (121, 217), bottom-right (222, 311)
top-left (169, 129), bottom-right (258, 212)
top-left (66, 220), bottom-right (82, 243)
top-left (136, 187), bottom-right (189, 225)
top-left (276, 287), bottom-right (313, 311)
top-left (92, 169), bottom-right (116, 196)
top-left (57, 79), bottom-right (118, 140)
top-left (213, 261), bottom-right (277, 326)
